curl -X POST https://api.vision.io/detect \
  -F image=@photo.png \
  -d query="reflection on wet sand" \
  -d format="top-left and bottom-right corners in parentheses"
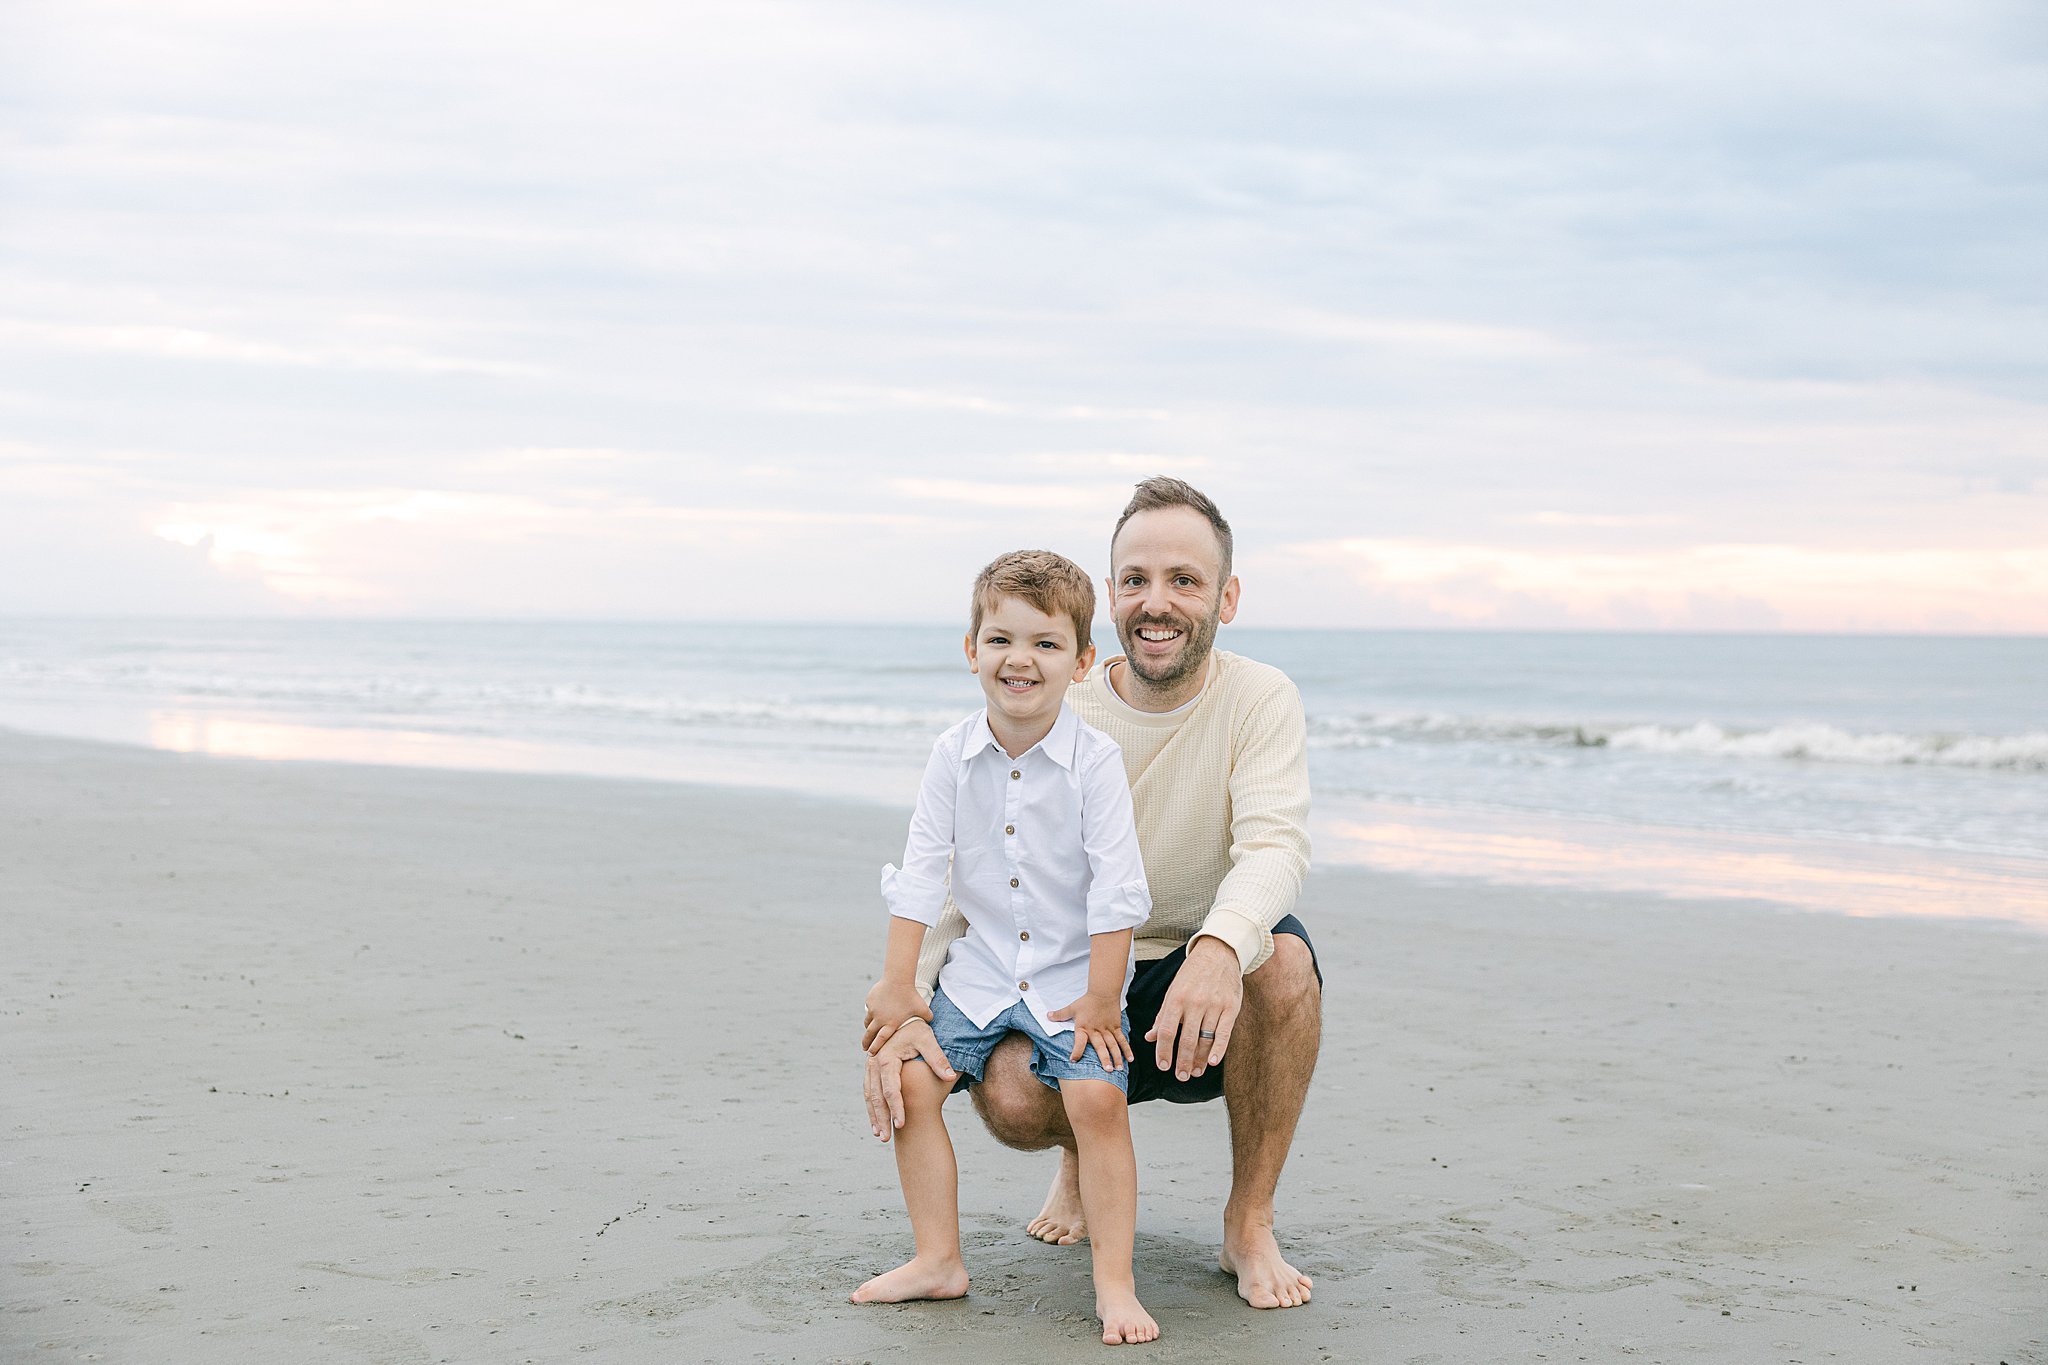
top-left (145, 711), bottom-right (732, 785)
top-left (1315, 805), bottom-right (2047, 930)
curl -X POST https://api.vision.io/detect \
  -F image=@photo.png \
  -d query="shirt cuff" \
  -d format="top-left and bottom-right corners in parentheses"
top-left (1193, 907), bottom-right (1271, 975)
top-left (1085, 879), bottom-right (1153, 935)
top-left (880, 863), bottom-right (949, 927)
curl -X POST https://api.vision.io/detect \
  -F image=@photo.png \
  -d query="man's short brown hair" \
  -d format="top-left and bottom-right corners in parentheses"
top-left (969, 550), bottom-right (1096, 654)
top-left (1111, 476), bottom-right (1233, 579)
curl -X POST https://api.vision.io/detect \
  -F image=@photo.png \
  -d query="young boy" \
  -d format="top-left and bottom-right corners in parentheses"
top-left (853, 549), bottom-right (1160, 1346)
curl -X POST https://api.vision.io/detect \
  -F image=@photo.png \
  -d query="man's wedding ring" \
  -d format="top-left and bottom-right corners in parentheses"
top-left (1197, 1029), bottom-right (1217, 1039)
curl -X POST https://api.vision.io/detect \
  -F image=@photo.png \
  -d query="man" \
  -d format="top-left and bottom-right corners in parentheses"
top-left (863, 477), bottom-right (1322, 1310)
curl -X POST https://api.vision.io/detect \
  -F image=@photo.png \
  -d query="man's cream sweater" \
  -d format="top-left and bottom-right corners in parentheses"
top-left (915, 649), bottom-right (1311, 994)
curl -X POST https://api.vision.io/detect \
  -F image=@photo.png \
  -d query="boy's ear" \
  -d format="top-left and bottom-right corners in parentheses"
top-left (1071, 643), bottom-right (1097, 682)
top-left (963, 630), bottom-right (979, 672)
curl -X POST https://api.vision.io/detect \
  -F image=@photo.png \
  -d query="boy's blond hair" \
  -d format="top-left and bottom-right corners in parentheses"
top-left (969, 550), bottom-right (1096, 654)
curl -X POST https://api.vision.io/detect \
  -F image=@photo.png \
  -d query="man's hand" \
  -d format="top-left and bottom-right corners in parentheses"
top-left (862, 979), bottom-right (931, 1052)
top-left (1048, 991), bottom-right (1131, 1071)
top-left (1145, 935), bottom-right (1242, 1081)
top-left (862, 1016), bottom-right (957, 1141)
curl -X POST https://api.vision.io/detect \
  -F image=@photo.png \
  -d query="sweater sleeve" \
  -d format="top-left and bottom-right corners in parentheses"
top-left (1198, 675), bottom-right (1311, 974)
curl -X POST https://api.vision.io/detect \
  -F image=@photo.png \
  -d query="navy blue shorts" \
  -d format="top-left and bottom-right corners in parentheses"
top-left (1124, 913), bottom-right (1320, 1106)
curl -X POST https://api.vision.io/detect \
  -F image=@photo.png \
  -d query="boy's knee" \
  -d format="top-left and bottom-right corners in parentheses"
top-left (1058, 1078), bottom-right (1128, 1128)
top-left (901, 1058), bottom-right (952, 1102)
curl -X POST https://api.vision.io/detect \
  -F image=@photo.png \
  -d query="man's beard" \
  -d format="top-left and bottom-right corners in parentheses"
top-left (1118, 600), bottom-right (1221, 689)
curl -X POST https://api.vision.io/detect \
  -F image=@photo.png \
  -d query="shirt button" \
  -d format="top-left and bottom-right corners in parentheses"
top-left (1005, 824), bottom-right (1015, 835)
top-left (1011, 769), bottom-right (1021, 780)
top-left (1009, 877), bottom-right (1019, 888)
top-left (1019, 930), bottom-right (1030, 941)
top-left (1018, 981), bottom-right (1029, 991)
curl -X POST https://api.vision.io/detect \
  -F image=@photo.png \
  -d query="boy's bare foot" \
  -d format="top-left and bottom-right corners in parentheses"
top-left (849, 1255), bottom-right (969, 1304)
top-left (1219, 1224), bottom-right (1312, 1309)
top-left (1095, 1286), bottom-right (1159, 1345)
top-left (1025, 1152), bottom-right (1086, 1245)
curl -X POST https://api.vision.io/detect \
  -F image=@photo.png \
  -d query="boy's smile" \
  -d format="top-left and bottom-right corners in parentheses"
top-left (967, 594), bottom-right (1096, 757)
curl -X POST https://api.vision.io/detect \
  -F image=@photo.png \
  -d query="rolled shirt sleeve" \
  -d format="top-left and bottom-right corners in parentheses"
top-left (1080, 742), bottom-right (1153, 936)
top-left (880, 735), bottom-right (957, 927)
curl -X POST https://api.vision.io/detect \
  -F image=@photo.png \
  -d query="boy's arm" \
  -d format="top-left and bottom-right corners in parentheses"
top-left (864, 915), bottom-right (933, 1046)
top-left (864, 735), bottom-right (957, 1054)
top-left (1078, 740), bottom-right (1153, 937)
top-left (1048, 927), bottom-right (1135, 1067)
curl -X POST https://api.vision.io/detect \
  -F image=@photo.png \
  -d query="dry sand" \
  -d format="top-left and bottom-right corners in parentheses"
top-left (3, 727), bottom-right (2043, 1363)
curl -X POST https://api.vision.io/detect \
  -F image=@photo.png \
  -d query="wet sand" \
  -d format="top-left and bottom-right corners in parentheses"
top-left (3, 727), bottom-right (2043, 1363)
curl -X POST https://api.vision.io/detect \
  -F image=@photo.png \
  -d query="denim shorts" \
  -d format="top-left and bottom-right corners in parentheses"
top-left (928, 987), bottom-right (1130, 1095)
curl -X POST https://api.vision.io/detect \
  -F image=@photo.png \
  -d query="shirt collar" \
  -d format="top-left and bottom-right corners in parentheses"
top-left (965, 702), bottom-right (1081, 771)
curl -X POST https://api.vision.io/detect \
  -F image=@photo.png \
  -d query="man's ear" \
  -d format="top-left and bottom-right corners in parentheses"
top-left (1072, 643), bottom-right (1097, 682)
top-left (963, 630), bottom-right (979, 672)
top-left (1217, 575), bottom-right (1241, 626)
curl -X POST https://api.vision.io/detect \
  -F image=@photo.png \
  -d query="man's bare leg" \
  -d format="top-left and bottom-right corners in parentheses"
top-left (1025, 1147), bottom-right (1087, 1245)
top-left (967, 1033), bottom-right (1087, 1244)
top-left (1218, 935), bottom-right (1321, 1308)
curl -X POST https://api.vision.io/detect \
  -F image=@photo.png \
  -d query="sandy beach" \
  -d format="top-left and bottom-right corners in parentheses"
top-left (3, 726), bottom-right (2042, 1363)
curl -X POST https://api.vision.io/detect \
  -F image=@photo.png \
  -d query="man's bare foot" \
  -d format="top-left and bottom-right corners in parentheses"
top-left (1219, 1224), bottom-right (1312, 1309)
top-left (849, 1254), bottom-right (969, 1304)
top-left (1095, 1285), bottom-right (1159, 1344)
top-left (1025, 1151), bottom-right (1086, 1245)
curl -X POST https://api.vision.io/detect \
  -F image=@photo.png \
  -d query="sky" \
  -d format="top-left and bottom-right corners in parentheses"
top-left (2, 0), bottom-right (2044, 631)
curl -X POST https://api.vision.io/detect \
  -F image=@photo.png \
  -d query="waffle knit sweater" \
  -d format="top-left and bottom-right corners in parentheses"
top-left (915, 649), bottom-right (1311, 996)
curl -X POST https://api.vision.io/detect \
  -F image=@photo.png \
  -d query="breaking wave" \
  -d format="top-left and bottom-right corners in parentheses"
top-left (1309, 712), bottom-right (2048, 772)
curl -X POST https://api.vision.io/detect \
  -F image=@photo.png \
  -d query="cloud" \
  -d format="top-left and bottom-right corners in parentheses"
top-left (1269, 537), bottom-right (2048, 632)
top-left (0, 1), bottom-right (2042, 623)
top-left (887, 478), bottom-right (1134, 511)
top-left (147, 488), bottom-right (934, 609)
top-left (0, 317), bottom-right (543, 377)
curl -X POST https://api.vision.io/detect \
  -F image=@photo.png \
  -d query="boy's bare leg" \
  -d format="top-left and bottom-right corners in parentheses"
top-left (966, 1034), bottom-right (1089, 1244)
top-left (1060, 1079), bottom-right (1158, 1345)
top-left (1217, 935), bottom-right (1320, 1309)
top-left (852, 1062), bottom-right (969, 1303)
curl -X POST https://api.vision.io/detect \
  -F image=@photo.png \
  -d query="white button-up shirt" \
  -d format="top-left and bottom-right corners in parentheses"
top-left (882, 704), bottom-right (1152, 1033)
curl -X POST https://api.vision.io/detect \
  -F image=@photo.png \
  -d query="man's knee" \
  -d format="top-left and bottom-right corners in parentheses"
top-left (1245, 933), bottom-right (1320, 1015)
top-left (968, 1034), bottom-right (1064, 1149)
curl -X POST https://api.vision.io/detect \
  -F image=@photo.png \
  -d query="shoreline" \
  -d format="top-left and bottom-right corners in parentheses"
top-left (5, 712), bottom-right (2043, 937)
top-left (5, 727), bottom-right (2044, 1361)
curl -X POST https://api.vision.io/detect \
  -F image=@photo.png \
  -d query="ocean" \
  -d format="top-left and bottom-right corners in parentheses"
top-left (3, 619), bottom-right (2042, 927)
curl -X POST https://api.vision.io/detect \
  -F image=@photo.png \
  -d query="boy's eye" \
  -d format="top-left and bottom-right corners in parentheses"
top-left (985, 635), bottom-right (1008, 645)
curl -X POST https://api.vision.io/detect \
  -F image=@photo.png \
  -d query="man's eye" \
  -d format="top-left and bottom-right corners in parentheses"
top-left (1174, 576), bottom-right (1195, 588)
top-left (1122, 576), bottom-right (1143, 588)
